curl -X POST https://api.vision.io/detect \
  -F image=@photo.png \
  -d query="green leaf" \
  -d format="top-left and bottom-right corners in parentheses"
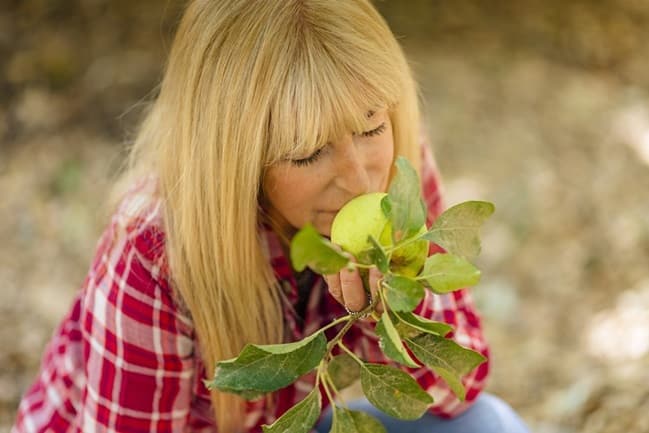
top-left (405, 334), bottom-right (486, 401)
top-left (262, 387), bottom-right (321, 433)
top-left (360, 363), bottom-right (433, 420)
top-left (419, 253), bottom-right (481, 294)
top-left (375, 313), bottom-right (420, 368)
top-left (290, 224), bottom-right (350, 274)
top-left (387, 157), bottom-right (427, 243)
top-left (380, 194), bottom-right (392, 219)
top-left (327, 354), bottom-right (361, 390)
top-left (365, 235), bottom-right (389, 274)
top-left (207, 331), bottom-right (327, 397)
top-left (331, 406), bottom-right (387, 433)
top-left (422, 201), bottom-right (494, 260)
top-left (393, 311), bottom-right (453, 338)
top-left (252, 331), bottom-right (325, 354)
top-left (382, 274), bottom-right (425, 312)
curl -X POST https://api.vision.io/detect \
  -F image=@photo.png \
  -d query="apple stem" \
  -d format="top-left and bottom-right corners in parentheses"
top-left (337, 341), bottom-right (364, 366)
top-left (319, 315), bottom-right (353, 334)
top-left (317, 364), bottom-right (337, 405)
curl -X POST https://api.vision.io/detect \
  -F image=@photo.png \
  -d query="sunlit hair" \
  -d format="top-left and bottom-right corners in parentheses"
top-left (108, 0), bottom-right (422, 431)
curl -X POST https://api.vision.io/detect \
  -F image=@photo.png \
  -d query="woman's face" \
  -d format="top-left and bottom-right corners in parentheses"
top-left (262, 109), bottom-right (394, 238)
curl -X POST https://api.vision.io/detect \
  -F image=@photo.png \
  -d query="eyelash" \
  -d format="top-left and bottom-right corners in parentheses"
top-left (359, 122), bottom-right (387, 138)
top-left (291, 122), bottom-right (387, 167)
top-left (291, 148), bottom-right (323, 167)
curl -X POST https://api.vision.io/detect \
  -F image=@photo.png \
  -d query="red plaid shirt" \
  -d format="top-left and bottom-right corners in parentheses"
top-left (12, 143), bottom-right (489, 433)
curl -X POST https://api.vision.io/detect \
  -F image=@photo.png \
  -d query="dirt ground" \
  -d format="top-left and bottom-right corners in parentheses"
top-left (2, 1), bottom-right (649, 432)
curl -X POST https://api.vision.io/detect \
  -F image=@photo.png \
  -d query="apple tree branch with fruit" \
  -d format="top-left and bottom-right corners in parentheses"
top-left (205, 156), bottom-right (495, 433)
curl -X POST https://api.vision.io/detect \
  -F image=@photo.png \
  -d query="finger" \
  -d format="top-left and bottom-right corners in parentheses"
top-left (324, 274), bottom-right (344, 306)
top-left (368, 267), bottom-right (381, 300)
top-left (368, 267), bottom-right (384, 314)
top-left (339, 267), bottom-right (366, 312)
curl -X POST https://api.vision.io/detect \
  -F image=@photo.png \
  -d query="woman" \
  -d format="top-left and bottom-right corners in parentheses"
top-left (12, 1), bottom-right (529, 432)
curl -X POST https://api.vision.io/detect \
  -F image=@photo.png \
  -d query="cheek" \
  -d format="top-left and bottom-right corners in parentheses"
top-left (374, 136), bottom-right (395, 188)
top-left (264, 168), bottom-right (323, 227)
top-left (381, 138), bottom-right (395, 166)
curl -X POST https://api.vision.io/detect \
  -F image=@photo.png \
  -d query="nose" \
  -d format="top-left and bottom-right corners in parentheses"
top-left (333, 134), bottom-right (370, 195)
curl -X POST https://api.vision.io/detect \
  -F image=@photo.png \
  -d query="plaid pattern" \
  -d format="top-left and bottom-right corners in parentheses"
top-left (12, 142), bottom-right (489, 432)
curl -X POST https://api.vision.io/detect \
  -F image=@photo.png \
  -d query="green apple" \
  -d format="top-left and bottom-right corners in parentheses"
top-left (330, 192), bottom-right (429, 277)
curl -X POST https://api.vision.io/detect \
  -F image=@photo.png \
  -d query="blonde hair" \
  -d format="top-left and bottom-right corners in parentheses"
top-left (109, 1), bottom-right (422, 431)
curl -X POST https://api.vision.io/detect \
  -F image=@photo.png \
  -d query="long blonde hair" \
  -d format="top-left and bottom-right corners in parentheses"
top-left (109, 1), bottom-right (422, 431)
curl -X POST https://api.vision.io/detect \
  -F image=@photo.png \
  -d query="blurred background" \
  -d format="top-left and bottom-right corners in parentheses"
top-left (2, 1), bottom-right (649, 432)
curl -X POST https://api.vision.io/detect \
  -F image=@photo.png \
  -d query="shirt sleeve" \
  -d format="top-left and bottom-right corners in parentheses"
top-left (77, 216), bottom-right (196, 432)
top-left (341, 141), bottom-right (490, 418)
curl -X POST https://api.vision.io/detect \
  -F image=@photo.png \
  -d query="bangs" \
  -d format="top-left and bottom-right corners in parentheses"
top-left (264, 29), bottom-right (403, 166)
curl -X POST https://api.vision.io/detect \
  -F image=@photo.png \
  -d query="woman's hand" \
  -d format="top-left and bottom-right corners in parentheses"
top-left (324, 264), bottom-right (384, 318)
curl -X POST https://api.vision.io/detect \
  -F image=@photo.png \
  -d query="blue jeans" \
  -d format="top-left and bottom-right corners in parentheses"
top-left (314, 393), bottom-right (530, 433)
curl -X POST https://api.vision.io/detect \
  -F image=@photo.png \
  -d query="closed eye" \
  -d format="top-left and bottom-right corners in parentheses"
top-left (358, 122), bottom-right (387, 138)
top-left (290, 122), bottom-right (387, 167)
top-left (291, 147), bottom-right (323, 167)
